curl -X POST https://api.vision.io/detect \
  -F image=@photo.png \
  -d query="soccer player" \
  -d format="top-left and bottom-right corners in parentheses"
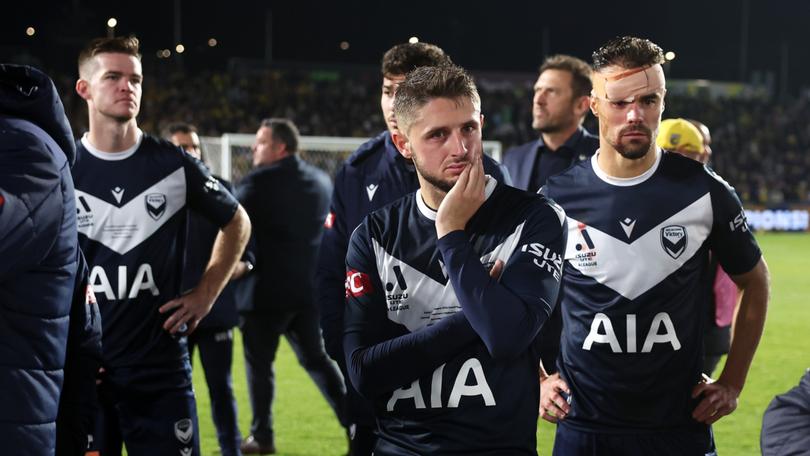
top-left (344, 64), bottom-right (565, 454)
top-left (168, 123), bottom-right (251, 456)
top-left (73, 37), bottom-right (251, 455)
top-left (315, 42), bottom-right (510, 454)
top-left (541, 36), bottom-right (769, 455)
top-left (503, 54), bottom-right (598, 192)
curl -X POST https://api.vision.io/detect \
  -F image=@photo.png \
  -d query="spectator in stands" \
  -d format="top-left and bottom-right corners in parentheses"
top-left (168, 122), bottom-right (253, 456)
top-left (314, 41), bottom-right (511, 455)
top-left (503, 54), bottom-right (598, 192)
top-left (236, 118), bottom-right (347, 455)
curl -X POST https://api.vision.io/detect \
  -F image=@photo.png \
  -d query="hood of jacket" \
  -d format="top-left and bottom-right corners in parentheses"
top-left (0, 64), bottom-right (76, 165)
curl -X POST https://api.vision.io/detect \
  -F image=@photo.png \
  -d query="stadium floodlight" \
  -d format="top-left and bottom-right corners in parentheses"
top-left (161, 49), bottom-right (171, 58)
top-left (208, 38), bottom-right (217, 47)
top-left (107, 17), bottom-right (117, 28)
top-left (26, 26), bottom-right (35, 36)
top-left (340, 41), bottom-right (350, 50)
top-left (665, 51), bottom-right (676, 61)
top-left (176, 44), bottom-right (185, 54)
top-left (409, 36), bottom-right (419, 43)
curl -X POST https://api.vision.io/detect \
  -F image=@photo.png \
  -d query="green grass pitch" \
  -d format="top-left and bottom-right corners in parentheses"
top-left (191, 232), bottom-right (810, 455)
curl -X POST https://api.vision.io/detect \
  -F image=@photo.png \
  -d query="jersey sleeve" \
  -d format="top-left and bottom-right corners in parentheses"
top-left (0, 129), bottom-right (62, 279)
top-left (483, 155), bottom-right (513, 186)
top-left (315, 165), bottom-right (353, 363)
top-left (706, 169), bottom-right (762, 275)
top-left (343, 220), bottom-right (480, 398)
top-left (436, 200), bottom-right (567, 360)
top-left (182, 153), bottom-right (238, 229)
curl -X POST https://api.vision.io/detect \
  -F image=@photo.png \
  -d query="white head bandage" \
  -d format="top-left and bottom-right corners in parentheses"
top-left (591, 64), bottom-right (665, 102)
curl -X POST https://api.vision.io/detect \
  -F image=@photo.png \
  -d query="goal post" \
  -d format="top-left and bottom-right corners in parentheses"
top-left (201, 134), bottom-right (503, 183)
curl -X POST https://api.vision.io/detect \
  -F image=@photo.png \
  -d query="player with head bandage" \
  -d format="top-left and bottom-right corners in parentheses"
top-left (540, 36), bottom-right (769, 456)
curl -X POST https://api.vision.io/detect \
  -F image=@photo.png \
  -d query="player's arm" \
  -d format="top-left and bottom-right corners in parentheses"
top-left (343, 221), bottom-right (480, 398)
top-left (436, 155), bottom-right (566, 359)
top-left (220, 179), bottom-right (256, 281)
top-left (0, 129), bottom-right (63, 279)
top-left (692, 171), bottom-right (770, 424)
top-left (159, 157), bottom-right (251, 334)
top-left (315, 166), bottom-right (353, 363)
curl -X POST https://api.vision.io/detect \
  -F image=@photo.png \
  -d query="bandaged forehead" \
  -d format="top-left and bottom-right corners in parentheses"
top-left (592, 64), bottom-right (665, 102)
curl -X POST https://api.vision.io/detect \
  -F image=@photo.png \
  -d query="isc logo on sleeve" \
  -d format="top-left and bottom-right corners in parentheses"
top-left (345, 269), bottom-right (374, 298)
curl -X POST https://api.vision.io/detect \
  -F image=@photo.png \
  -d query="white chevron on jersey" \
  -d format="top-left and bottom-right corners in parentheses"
top-left (372, 221), bottom-right (525, 332)
top-left (76, 167), bottom-right (187, 255)
top-left (565, 192), bottom-right (713, 300)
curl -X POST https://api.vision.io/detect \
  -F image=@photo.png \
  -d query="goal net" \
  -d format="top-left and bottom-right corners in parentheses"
top-left (201, 134), bottom-right (503, 183)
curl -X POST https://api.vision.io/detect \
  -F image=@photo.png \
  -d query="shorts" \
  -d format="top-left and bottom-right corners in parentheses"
top-left (553, 423), bottom-right (716, 456)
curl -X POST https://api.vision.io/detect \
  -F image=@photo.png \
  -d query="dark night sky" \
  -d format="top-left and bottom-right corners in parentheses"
top-left (3, 0), bottom-right (809, 92)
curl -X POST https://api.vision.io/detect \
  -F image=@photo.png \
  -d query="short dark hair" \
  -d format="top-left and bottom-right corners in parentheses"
top-left (166, 122), bottom-right (197, 136)
top-left (260, 118), bottom-right (300, 153)
top-left (539, 54), bottom-right (593, 98)
top-left (78, 36), bottom-right (141, 75)
top-left (381, 42), bottom-right (451, 78)
top-left (592, 36), bottom-right (664, 71)
top-left (393, 64), bottom-right (480, 135)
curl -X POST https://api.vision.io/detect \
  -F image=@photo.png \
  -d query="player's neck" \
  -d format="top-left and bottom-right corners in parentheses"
top-left (540, 123), bottom-right (579, 151)
top-left (596, 143), bottom-right (658, 178)
top-left (87, 114), bottom-right (140, 153)
top-left (419, 183), bottom-right (446, 212)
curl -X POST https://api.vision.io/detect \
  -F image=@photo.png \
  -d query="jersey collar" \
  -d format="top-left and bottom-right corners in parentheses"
top-left (416, 175), bottom-right (498, 221)
top-left (590, 147), bottom-right (662, 187)
top-left (80, 129), bottom-right (144, 161)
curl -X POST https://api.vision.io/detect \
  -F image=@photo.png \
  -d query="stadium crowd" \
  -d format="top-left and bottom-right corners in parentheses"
top-left (50, 67), bottom-right (810, 204)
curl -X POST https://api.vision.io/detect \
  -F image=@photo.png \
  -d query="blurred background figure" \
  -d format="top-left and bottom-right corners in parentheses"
top-left (657, 118), bottom-right (739, 377)
top-left (236, 118), bottom-right (347, 455)
top-left (168, 122), bottom-right (254, 456)
top-left (503, 54), bottom-right (598, 192)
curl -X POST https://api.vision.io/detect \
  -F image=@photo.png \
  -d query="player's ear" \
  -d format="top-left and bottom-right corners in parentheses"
top-left (75, 78), bottom-right (91, 101)
top-left (392, 131), bottom-right (413, 159)
top-left (575, 95), bottom-right (590, 118)
top-left (589, 95), bottom-right (599, 118)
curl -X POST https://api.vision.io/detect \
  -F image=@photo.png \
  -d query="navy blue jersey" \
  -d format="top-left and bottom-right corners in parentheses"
top-left (316, 131), bottom-right (511, 362)
top-left (73, 132), bottom-right (239, 378)
top-left (344, 179), bottom-right (565, 454)
top-left (182, 175), bottom-right (252, 329)
top-left (542, 150), bottom-right (761, 433)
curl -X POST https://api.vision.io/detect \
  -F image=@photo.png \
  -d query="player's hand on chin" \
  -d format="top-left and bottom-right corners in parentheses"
top-left (539, 372), bottom-right (571, 423)
top-left (691, 374), bottom-right (740, 424)
top-left (159, 288), bottom-right (215, 335)
top-left (436, 154), bottom-right (486, 238)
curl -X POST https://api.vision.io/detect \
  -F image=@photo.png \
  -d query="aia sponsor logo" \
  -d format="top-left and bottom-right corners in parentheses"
top-left (345, 269), bottom-right (373, 298)
top-left (324, 211), bottom-right (335, 229)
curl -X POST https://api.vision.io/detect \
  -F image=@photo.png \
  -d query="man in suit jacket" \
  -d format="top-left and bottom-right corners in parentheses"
top-left (504, 55), bottom-right (599, 192)
top-left (236, 118), bottom-right (347, 454)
